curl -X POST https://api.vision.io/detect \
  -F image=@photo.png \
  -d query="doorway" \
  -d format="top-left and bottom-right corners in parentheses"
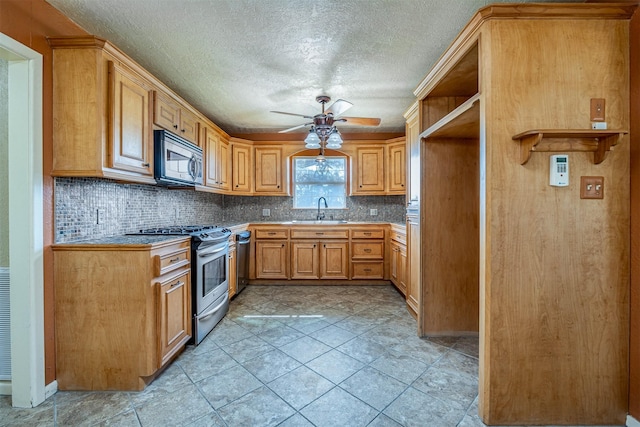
top-left (0, 32), bottom-right (45, 408)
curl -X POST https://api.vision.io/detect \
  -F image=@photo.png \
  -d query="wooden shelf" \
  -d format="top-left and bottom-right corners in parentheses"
top-left (512, 129), bottom-right (628, 165)
top-left (419, 93), bottom-right (480, 140)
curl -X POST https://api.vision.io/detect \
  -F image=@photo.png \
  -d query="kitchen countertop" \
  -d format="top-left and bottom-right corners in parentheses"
top-left (52, 234), bottom-right (190, 248)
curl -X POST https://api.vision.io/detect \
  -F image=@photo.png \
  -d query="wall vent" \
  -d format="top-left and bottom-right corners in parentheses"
top-left (0, 268), bottom-right (10, 380)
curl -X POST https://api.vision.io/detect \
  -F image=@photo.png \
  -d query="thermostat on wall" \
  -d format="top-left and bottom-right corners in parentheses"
top-left (550, 154), bottom-right (569, 187)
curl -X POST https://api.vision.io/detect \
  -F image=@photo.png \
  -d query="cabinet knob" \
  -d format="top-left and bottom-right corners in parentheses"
top-left (181, 129), bottom-right (186, 133)
top-left (169, 256), bottom-right (180, 263)
top-left (236, 185), bottom-right (239, 187)
top-left (142, 163), bottom-right (150, 167)
top-left (171, 280), bottom-right (184, 288)
top-left (173, 124), bottom-right (178, 129)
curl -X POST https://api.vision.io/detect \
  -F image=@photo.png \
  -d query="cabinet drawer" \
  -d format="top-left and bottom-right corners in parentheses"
top-left (351, 262), bottom-right (384, 279)
top-left (351, 241), bottom-right (384, 259)
top-left (155, 246), bottom-right (190, 277)
top-left (254, 229), bottom-right (289, 239)
top-left (390, 228), bottom-right (406, 245)
top-left (351, 229), bottom-right (385, 239)
top-left (290, 229), bottom-right (349, 239)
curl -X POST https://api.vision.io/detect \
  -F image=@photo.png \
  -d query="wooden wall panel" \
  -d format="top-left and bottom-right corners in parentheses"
top-left (0, 0), bottom-right (87, 385)
top-left (629, 5), bottom-right (640, 421)
top-left (481, 18), bottom-right (630, 424)
top-left (421, 138), bottom-right (479, 334)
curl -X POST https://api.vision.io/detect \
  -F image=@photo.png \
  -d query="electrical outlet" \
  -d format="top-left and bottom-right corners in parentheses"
top-left (580, 176), bottom-right (604, 199)
top-left (96, 208), bottom-right (105, 224)
top-left (262, 208), bottom-right (271, 217)
top-left (590, 98), bottom-right (605, 122)
top-left (370, 209), bottom-right (378, 216)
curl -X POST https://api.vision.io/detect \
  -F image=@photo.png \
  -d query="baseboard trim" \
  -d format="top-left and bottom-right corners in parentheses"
top-left (628, 414), bottom-right (640, 427)
top-left (0, 381), bottom-right (11, 396)
top-left (44, 381), bottom-right (57, 400)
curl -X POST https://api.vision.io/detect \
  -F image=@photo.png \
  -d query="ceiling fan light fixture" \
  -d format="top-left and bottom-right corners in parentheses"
top-left (304, 128), bottom-right (321, 147)
top-left (326, 130), bottom-right (343, 148)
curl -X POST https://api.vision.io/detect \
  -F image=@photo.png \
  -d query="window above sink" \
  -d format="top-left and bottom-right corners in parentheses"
top-left (292, 156), bottom-right (347, 209)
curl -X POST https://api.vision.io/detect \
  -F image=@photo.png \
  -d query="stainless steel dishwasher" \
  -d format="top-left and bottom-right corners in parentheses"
top-left (235, 231), bottom-right (251, 295)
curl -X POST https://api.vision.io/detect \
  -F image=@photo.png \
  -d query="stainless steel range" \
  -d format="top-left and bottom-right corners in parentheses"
top-left (134, 225), bottom-right (232, 345)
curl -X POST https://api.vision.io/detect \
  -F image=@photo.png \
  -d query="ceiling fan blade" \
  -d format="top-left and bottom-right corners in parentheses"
top-left (278, 123), bottom-right (312, 133)
top-left (339, 116), bottom-right (381, 126)
top-left (325, 99), bottom-right (353, 116)
top-left (271, 110), bottom-right (314, 119)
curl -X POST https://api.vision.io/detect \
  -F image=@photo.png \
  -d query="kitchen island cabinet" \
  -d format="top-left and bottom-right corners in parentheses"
top-left (53, 236), bottom-right (191, 391)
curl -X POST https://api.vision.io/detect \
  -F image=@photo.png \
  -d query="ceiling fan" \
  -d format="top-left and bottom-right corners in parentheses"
top-left (271, 95), bottom-right (381, 147)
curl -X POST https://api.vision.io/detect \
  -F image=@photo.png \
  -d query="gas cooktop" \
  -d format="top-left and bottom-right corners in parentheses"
top-left (132, 225), bottom-right (231, 243)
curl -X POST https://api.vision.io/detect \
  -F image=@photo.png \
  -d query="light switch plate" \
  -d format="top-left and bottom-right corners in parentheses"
top-left (580, 176), bottom-right (604, 199)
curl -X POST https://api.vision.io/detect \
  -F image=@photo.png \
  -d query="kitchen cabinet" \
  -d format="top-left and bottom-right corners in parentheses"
top-left (153, 90), bottom-right (199, 146)
top-left (255, 146), bottom-right (287, 195)
top-left (387, 138), bottom-right (406, 195)
top-left (389, 225), bottom-right (407, 296)
top-left (203, 125), bottom-right (230, 192)
top-left (253, 227), bottom-right (289, 279)
top-left (411, 4), bottom-right (634, 424)
top-left (52, 237), bottom-right (192, 391)
top-left (351, 146), bottom-right (385, 195)
top-left (231, 138), bottom-right (254, 194)
top-left (290, 228), bottom-right (349, 280)
top-left (50, 36), bottom-right (156, 184)
top-left (350, 228), bottom-right (385, 279)
top-left (405, 102), bottom-right (419, 207)
top-left (405, 213), bottom-right (419, 319)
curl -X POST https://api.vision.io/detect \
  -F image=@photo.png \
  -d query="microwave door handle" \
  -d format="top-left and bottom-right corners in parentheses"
top-left (188, 155), bottom-right (197, 180)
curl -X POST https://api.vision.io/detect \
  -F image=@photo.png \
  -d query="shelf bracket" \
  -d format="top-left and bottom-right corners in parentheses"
top-left (513, 129), bottom-right (627, 165)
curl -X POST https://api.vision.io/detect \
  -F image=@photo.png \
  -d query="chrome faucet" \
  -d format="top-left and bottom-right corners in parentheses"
top-left (317, 197), bottom-right (328, 220)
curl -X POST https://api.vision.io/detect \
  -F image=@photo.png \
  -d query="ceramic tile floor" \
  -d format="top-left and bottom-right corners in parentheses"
top-left (0, 285), bottom-right (618, 427)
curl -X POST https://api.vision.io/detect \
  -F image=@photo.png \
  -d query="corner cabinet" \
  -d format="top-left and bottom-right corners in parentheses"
top-left (53, 237), bottom-right (192, 391)
top-left (203, 125), bottom-right (231, 192)
top-left (410, 4), bottom-right (635, 425)
top-left (50, 36), bottom-right (156, 184)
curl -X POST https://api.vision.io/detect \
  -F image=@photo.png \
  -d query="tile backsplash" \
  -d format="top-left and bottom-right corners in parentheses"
top-left (54, 178), bottom-right (406, 243)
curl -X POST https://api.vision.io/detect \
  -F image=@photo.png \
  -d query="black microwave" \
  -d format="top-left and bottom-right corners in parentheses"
top-left (154, 130), bottom-right (203, 186)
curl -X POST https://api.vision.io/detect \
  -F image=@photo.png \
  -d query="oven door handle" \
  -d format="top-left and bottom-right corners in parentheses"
top-left (196, 294), bottom-right (229, 320)
top-left (198, 245), bottom-right (228, 257)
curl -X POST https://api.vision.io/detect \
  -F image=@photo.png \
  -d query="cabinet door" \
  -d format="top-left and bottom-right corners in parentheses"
top-left (204, 127), bottom-right (219, 189)
top-left (154, 91), bottom-right (180, 133)
top-left (108, 61), bottom-right (153, 176)
top-left (179, 109), bottom-right (199, 146)
top-left (217, 137), bottom-right (231, 191)
top-left (291, 241), bottom-right (319, 279)
top-left (320, 241), bottom-right (349, 279)
top-left (255, 240), bottom-right (288, 279)
top-left (388, 142), bottom-right (406, 194)
top-left (255, 147), bottom-right (284, 193)
top-left (158, 270), bottom-right (191, 366)
top-left (406, 106), bottom-right (420, 207)
top-left (406, 216), bottom-right (420, 318)
top-left (228, 245), bottom-right (237, 298)
top-left (232, 143), bottom-right (253, 193)
top-left (399, 244), bottom-right (407, 296)
top-left (353, 146), bottom-right (385, 194)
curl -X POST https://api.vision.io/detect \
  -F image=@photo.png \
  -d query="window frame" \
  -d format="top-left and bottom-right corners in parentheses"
top-left (290, 150), bottom-right (349, 210)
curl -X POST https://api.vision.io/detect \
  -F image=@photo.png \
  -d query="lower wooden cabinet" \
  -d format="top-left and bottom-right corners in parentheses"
top-left (228, 241), bottom-right (237, 298)
top-left (291, 240), bottom-right (349, 280)
top-left (158, 269), bottom-right (191, 366)
top-left (53, 237), bottom-right (192, 391)
top-left (390, 225), bottom-right (407, 296)
top-left (255, 240), bottom-right (289, 279)
top-left (350, 228), bottom-right (385, 279)
top-left (406, 213), bottom-right (420, 318)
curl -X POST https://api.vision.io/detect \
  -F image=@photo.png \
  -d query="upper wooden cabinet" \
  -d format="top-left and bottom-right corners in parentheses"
top-left (387, 137), bottom-right (406, 194)
top-left (404, 102), bottom-right (419, 207)
top-left (202, 125), bottom-right (230, 192)
top-left (231, 138), bottom-right (254, 194)
top-left (352, 146), bottom-right (385, 195)
top-left (50, 36), bottom-right (156, 184)
top-left (153, 90), bottom-right (199, 146)
top-left (255, 146), bottom-right (287, 195)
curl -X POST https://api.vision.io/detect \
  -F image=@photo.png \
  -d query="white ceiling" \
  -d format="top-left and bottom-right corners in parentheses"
top-left (46, 0), bottom-right (580, 136)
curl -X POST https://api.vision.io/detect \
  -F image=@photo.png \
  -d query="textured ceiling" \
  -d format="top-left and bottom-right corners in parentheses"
top-left (45, 0), bottom-right (580, 136)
